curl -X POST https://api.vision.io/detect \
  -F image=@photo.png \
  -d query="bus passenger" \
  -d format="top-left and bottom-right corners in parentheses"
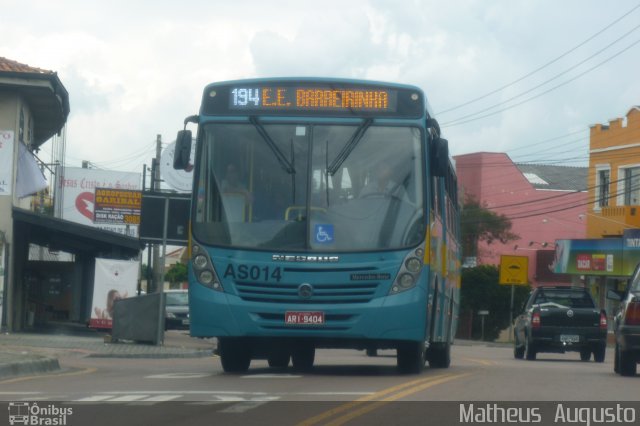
top-left (360, 162), bottom-right (408, 200)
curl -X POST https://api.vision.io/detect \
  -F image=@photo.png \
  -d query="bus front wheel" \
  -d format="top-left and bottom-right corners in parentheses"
top-left (397, 340), bottom-right (426, 374)
top-left (291, 342), bottom-right (315, 372)
top-left (219, 338), bottom-right (251, 373)
top-left (429, 342), bottom-right (451, 368)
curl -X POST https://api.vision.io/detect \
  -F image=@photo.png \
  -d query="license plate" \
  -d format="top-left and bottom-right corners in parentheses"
top-left (560, 334), bottom-right (580, 343)
top-left (285, 311), bottom-right (325, 325)
top-left (182, 319), bottom-right (190, 325)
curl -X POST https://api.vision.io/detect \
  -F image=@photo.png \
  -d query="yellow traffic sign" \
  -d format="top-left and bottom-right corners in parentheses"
top-left (499, 255), bottom-right (529, 285)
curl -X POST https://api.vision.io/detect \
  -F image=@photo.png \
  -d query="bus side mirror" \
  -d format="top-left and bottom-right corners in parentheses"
top-left (431, 137), bottom-right (449, 177)
top-left (173, 130), bottom-right (192, 170)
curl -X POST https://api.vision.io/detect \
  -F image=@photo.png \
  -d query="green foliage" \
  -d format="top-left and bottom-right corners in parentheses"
top-left (461, 197), bottom-right (519, 257)
top-left (460, 265), bottom-right (531, 341)
top-left (165, 262), bottom-right (188, 289)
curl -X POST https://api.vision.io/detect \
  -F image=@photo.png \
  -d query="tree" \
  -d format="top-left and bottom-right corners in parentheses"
top-left (460, 265), bottom-right (531, 341)
top-left (165, 262), bottom-right (188, 289)
top-left (461, 196), bottom-right (519, 258)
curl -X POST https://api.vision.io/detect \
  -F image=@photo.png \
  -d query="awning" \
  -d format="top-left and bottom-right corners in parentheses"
top-left (12, 207), bottom-right (142, 257)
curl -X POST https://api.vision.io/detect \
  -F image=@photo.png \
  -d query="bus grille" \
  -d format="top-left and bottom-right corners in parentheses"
top-left (234, 281), bottom-right (380, 304)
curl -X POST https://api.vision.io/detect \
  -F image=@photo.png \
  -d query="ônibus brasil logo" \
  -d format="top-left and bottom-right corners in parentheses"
top-left (8, 402), bottom-right (73, 425)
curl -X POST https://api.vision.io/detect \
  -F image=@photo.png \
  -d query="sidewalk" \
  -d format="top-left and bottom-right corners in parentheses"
top-left (0, 326), bottom-right (215, 380)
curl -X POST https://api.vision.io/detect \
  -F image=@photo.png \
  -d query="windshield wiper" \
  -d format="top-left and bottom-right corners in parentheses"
top-left (327, 118), bottom-right (373, 176)
top-left (250, 117), bottom-right (295, 174)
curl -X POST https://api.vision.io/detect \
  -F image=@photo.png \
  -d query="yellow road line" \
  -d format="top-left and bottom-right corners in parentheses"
top-left (325, 373), bottom-right (471, 426)
top-left (298, 372), bottom-right (471, 426)
top-left (0, 367), bottom-right (97, 385)
top-left (460, 357), bottom-right (495, 366)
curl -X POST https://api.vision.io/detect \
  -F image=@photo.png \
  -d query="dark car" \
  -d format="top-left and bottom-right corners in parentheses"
top-left (164, 290), bottom-right (189, 330)
top-left (514, 286), bottom-right (607, 361)
top-left (610, 264), bottom-right (640, 376)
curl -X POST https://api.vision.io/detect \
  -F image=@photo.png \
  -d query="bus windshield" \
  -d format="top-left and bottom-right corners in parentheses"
top-left (193, 122), bottom-right (424, 252)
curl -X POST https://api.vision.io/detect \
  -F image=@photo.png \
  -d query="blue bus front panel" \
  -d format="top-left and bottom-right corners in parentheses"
top-left (188, 248), bottom-right (429, 343)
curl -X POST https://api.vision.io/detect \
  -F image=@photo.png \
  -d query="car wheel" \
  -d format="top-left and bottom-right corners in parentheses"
top-left (580, 348), bottom-right (591, 362)
top-left (514, 344), bottom-right (525, 359)
top-left (525, 337), bottom-right (536, 361)
top-left (593, 344), bottom-right (606, 363)
top-left (291, 341), bottom-right (315, 372)
top-left (397, 340), bottom-right (426, 374)
top-left (219, 338), bottom-right (251, 373)
top-left (618, 346), bottom-right (638, 377)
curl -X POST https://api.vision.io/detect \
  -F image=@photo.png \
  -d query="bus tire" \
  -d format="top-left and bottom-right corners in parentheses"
top-left (292, 342), bottom-right (315, 372)
top-left (397, 340), bottom-right (426, 374)
top-left (268, 348), bottom-right (291, 368)
top-left (219, 338), bottom-right (251, 373)
top-left (429, 342), bottom-right (451, 368)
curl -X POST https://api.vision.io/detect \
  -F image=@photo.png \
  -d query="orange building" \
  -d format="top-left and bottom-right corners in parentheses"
top-left (588, 106), bottom-right (640, 237)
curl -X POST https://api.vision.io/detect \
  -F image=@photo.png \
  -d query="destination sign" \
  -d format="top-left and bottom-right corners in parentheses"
top-left (201, 81), bottom-right (424, 118)
top-left (229, 87), bottom-right (396, 112)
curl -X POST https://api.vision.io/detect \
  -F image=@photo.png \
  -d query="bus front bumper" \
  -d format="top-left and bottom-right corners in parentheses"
top-left (189, 284), bottom-right (428, 344)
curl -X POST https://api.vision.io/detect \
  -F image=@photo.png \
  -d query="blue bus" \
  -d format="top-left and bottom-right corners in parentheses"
top-left (173, 78), bottom-right (460, 373)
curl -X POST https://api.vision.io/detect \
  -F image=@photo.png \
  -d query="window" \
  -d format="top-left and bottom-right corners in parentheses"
top-left (623, 166), bottom-right (640, 206)
top-left (597, 169), bottom-right (609, 208)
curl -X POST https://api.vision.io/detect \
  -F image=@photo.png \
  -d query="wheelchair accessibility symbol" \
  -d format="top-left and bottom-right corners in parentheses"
top-left (314, 224), bottom-right (334, 244)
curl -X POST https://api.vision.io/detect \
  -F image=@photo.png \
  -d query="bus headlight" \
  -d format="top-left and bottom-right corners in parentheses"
top-left (191, 244), bottom-right (223, 292)
top-left (405, 258), bottom-right (422, 273)
top-left (388, 243), bottom-right (425, 295)
top-left (199, 270), bottom-right (214, 285)
top-left (194, 254), bottom-right (208, 269)
top-left (398, 273), bottom-right (415, 289)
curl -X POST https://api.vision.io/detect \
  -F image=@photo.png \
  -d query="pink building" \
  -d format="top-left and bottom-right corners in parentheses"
top-left (454, 152), bottom-right (588, 286)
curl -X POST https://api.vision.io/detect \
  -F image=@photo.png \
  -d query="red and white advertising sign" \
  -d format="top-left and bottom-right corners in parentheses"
top-left (89, 258), bottom-right (139, 329)
top-left (55, 167), bottom-right (141, 236)
top-left (0, 131), bottom-right (14, 196)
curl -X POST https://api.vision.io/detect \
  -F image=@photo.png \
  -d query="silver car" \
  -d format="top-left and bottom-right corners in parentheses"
top-left (165, 290), bottom-right (189, 330)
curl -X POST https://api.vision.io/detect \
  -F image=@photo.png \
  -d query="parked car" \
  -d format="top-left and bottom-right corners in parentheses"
top-left (514, 286), bottom-right (607, 361)
top-left (610, 264), bottom-right (640, 376)
top-left (164, 289), bottom-right (189, 330)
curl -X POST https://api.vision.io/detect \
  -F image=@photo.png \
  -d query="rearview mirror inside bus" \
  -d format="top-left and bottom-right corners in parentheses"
top-left (173, 130), bottom-right (192, 170)
top-left (431, 137), bottom-right (449, 177)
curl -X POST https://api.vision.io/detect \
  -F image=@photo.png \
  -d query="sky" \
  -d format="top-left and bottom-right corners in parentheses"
top-left (2, 0), bottom-right (640, 182)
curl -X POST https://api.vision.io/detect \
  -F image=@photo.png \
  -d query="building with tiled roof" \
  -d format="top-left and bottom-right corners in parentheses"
top-left (0, 56), bottom-right (70, 147)
top-left (454, 152), bottom-right (588, 286)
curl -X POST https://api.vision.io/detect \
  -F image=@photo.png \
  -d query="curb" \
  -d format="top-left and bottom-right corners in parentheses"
top-left (87, 349), bottom-right (214, 359)
top-left (0, 355), bottom-right (60, 380)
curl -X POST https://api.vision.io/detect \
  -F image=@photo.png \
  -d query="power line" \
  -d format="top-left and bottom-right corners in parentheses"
top-left (443, 23), bottom-right (640, 126)
top-left (442, 37), bottom-right (640, 128)
top-left (437, 3), bottom-right (640, 115)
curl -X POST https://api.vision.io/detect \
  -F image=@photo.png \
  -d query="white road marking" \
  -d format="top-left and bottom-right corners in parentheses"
top-left (145, 373), bottom-right (211, 379)
top-left (75, 395), bottom-right (115, 402)
top-left (219, 397), bottom-right (280, 413)
top-left (141, 395), bottom-right (182, 402)
top-left (105, 395), bottom-right (150, 402)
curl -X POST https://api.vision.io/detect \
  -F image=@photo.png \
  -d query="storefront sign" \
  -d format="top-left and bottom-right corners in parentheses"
top-left (552, 239), bottom-right (622, 276)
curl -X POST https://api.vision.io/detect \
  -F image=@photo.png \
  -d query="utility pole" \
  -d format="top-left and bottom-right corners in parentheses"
top-left (152, 134), bottom-right (163, 293)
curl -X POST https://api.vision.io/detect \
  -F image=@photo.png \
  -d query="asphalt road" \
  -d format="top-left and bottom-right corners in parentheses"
top-left (1, 342), bottom-right (638, 426)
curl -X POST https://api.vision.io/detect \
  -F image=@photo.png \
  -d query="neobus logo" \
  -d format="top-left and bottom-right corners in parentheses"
top-left (272, 255), bottom-right (339, 263)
